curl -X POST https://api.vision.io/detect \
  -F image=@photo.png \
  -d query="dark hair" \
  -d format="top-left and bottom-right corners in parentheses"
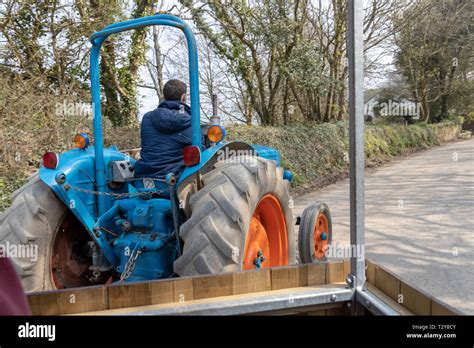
top-left (163, 79), bottom-right (187, 101)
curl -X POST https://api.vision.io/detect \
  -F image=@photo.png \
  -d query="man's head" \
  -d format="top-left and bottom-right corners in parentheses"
top-left (163, 79), bottom-right (187, 102)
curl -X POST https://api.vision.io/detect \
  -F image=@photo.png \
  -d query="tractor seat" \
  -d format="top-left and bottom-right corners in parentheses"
top-left (132, 178), bottom-right (170, 199)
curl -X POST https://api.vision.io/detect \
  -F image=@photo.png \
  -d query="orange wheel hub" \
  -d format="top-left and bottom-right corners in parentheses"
top-left (314, 214), bottom-right (329, 260)
top-left (243, 194), bottom-right (288, 270)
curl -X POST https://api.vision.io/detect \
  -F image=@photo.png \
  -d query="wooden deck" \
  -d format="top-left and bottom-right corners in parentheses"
top-left (27, 259), bottom-right (460, 316)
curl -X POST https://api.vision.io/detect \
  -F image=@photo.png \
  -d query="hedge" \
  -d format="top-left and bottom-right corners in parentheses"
top-left (0, 120), bottom-right (462, 212)
top-left (227, 120), bottom-right (462, 193)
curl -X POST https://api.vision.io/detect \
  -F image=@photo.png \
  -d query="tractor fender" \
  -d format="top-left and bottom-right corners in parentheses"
top-left (178, 141), bottom-right (281, 189)
top-left (39, 146), bottom-right (128, 265)
top-left (39, 146), bottom-right (129, 218)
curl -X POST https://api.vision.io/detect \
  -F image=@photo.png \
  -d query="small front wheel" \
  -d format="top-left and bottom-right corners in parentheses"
top-left (298, 202), bottom-right (332, 263)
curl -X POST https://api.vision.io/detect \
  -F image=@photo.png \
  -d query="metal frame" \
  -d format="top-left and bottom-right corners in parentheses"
top-left (102, 285), bottom-right (354, 316)
top-left (89, 14), bottom-right (201, 215)
top-left (355, 287), bottom-right (401, 316)
top-left (346, 0), bottom-right (398, 315)
top-left (347, 0), bottom-right (366, 290)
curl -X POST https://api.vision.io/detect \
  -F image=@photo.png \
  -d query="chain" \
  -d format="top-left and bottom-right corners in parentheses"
top-left (66, 185), bottom-right (162, 198)
top-left (66, 181), bottom-right (163, 281)
top-left (119, 247), bottom-right (142, 282)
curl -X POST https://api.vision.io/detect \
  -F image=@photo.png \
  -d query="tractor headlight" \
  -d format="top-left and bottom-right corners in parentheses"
top-left (207, 125), bottom-right (226, 143)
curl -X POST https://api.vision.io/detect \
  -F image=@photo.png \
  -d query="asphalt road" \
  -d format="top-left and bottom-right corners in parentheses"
top-left (292, 139), bottom-right (474, 314)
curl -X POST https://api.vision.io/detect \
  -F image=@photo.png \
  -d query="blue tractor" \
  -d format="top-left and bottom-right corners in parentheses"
top-left (0, 14), bottom-right (331, 291)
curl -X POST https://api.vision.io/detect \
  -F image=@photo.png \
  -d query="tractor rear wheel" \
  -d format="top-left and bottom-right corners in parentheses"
top-left (173, 156), bottom-right (296, 276)
top-left (0, 175), bottom-right (101, 291)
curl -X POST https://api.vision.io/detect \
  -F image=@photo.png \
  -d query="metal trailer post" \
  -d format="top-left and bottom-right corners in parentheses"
top-left (347, 0), bottom-right (365, 289)
top-left (347, 0), bottom-right (399, 315)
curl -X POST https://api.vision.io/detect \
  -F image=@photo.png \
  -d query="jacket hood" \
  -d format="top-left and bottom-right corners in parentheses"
top-left (147, 100), bottom-right (191, 134)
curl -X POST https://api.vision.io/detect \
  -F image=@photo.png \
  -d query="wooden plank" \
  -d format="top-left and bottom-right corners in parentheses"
top-left (192, 273), bottom-right (234, 299)
top-left (108, 279), bottom-right (175, 309)
top-left (326, 261), bottom-right (344, 283)
top-left (172, 278), bottom-right (194, 303)
top-left (365, 283), bottom-right (413, 315)
top-left (271, 264), bottom-right (308, 290)
top-left (29, 286), bottom-right (107, 315)
top-left (78, 286), bottom-right (346, 315)
top-left (326, 306), bottom-right (350, 315)
top-left (232, 268), bottom-right (271, 295)
top-left (431, 299), bottom-right (459, 316)
top-left (28, 260), bottom-right (460, 316)
top-left (307, 309), bottom-right (327, 316)
top-left (28, 264), bottom-right (323, 314)
top-left (366, 260), bottom-right (376, 284)
top-left (371, 263), bottom-right (458, 316)
top-left (343, 259), bottom-right (350, 278)
top-left (58, 286), bottom-right (107, 315)
top-left (107, 281), bottom-right (151, 309)
top-left (400, 282), bottom-right (431, 315)
top-left (374, 267), bottom-right (400, 301)
top-left (28, 291), bottom-right (61, 315)
top-left (150, 279), bottom-right (174, 305)
top-left (307, 262), bottom-right (326, 285)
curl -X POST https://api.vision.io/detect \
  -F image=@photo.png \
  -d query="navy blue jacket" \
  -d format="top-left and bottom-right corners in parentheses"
top-left (134, 100), bottom-right (192, 179)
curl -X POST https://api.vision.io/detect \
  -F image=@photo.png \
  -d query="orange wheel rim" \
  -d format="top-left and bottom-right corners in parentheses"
top-left (243, 194), bottom-right (288, 270)
top-left (314, 214), bottom-right (329, 260)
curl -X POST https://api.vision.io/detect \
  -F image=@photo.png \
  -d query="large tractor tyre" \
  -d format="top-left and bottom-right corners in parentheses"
top-left (0, 174), bottom-right (99, 292)
top-left (174, 156), bottom-right (296, 276)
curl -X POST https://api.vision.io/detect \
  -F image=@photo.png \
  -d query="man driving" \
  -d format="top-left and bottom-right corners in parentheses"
top-left (134, 79), bottom-right (192, 180)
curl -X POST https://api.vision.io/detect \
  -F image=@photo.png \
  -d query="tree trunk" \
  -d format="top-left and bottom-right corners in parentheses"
top-left (101, 41), bottom-right (122, 126)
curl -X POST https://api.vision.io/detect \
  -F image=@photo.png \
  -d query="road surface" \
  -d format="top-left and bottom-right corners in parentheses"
top-left (292, 139), bottom-right (474, 314)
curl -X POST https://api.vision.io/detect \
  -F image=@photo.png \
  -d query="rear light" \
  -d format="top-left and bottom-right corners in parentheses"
top-left (183, 145), bottom-right (201, 167)
top-left (42, 152), bottom-right (59, 169)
